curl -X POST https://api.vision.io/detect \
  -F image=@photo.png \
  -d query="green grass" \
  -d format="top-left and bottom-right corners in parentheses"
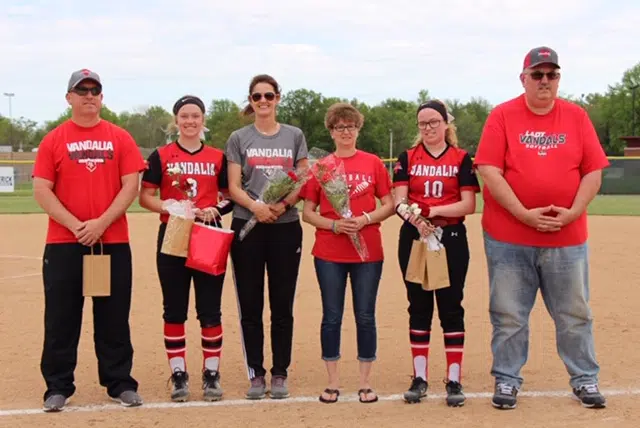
top-left (1, 191), bottom-right (638, 216)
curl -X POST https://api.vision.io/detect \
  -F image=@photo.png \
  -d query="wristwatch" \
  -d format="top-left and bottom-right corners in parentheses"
top-left (282, 201), bottom-right (292, 210)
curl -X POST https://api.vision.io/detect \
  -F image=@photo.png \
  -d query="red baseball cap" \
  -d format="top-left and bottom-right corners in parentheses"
top-left (523, 46), bottom-right (560, 70)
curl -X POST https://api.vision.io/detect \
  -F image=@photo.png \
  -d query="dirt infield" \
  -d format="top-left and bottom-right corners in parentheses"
top-left (0, 213), bottom-right (638, 428)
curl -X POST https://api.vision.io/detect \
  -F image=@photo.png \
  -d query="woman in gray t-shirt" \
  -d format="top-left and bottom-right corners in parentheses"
top-left (225, 74), bottom-right (308, 401)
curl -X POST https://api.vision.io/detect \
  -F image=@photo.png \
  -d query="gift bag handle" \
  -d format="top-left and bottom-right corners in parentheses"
top-left (90, 240), bottom-right (104, 255)
top-left (204, 218), bottom-right (223, 229)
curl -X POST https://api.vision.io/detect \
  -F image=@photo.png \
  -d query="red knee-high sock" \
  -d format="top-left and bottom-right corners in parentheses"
top-left (201, 325), bottom-right (223, 372)
top-left (444, 332), bottom-right (464, 383)
top-left (410, 329), bottom-right (430, 381)
top-left (164, 323), bottom-right (186, 373)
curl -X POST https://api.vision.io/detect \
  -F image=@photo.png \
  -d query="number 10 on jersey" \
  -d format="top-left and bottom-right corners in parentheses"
top-left (424, 180), bottom-right (444, 198)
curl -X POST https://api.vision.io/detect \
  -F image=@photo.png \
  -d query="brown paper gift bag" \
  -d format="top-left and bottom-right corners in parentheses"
top-left (83, 242), bottom-right (111, 297)
top-left (424, 247), bottom-right (450, 291)
top-left (160, 215), bottom-right (194, 258)
top-left (405, 239), bottom-right (428, 284)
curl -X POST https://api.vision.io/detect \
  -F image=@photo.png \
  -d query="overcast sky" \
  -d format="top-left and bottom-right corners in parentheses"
top-left (1, 0), bottom-right (639, 125)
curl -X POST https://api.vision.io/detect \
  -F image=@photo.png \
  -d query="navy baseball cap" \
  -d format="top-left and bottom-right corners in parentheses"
top-left (67, 68), bottom-right (102, 92)
top-left (523, 47), bottom-right (560, 70)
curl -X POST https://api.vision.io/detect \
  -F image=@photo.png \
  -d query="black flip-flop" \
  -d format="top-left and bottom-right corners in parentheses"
top-left (319, 388), bottom-right (340, 403)
top-left (358, 388), bottom-right (379, 403)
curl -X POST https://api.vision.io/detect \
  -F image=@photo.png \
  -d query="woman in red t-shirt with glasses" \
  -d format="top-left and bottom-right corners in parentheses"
top-left (300, 103), bottom-right (395, 404)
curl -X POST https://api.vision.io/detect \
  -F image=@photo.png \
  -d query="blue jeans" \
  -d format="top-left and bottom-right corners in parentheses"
top-left (483, 232), bottom-right (600, 390)
top-left (314, 257), bottom-right (383, 362)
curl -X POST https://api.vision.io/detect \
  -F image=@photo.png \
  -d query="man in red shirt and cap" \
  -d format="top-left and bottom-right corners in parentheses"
top-left (474, 47), bottom-right (609, 410)
top-left (32, 69), bottom-right (146, 412)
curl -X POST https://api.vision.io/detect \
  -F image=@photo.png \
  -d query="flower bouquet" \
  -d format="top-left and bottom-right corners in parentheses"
top-left (237, 165), bottom-right (311, 242)
top-left (160, 165), bottom-right (197, 258)
top-left (308, 147), bottom-right (369, 261)
top-left (396, 199), bottom-right (443, 248)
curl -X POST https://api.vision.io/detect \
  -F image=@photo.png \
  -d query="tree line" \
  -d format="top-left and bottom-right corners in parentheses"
top-left (1, 62), bottom-right (639, 157)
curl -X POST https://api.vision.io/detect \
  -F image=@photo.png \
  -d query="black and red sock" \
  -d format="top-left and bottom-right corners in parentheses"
top-left (444, 332), bottom-right (464, 383)
top-left (201, 324), bottom-right (223, 372)
top-left (164, 323), bottom-right (187, 372)
top-left (410, 329), bottom-right (430, 381)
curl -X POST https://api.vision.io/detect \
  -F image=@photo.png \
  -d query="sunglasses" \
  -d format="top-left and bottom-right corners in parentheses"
top-left (72, 86), bottom-right (102, 96)
top-left (251, 92), bottom-right (276, 102)
top-left (529, 71), bottom-right (560, 81)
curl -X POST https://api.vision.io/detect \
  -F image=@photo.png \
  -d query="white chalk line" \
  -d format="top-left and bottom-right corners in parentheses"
top-left (0, 255), bottom-right (41, 281)
top-left (0, 273), bottom-right (39, 280)
top-left (0, 255), bottom-right (41, 260)
top-left (1, 388), bottom-right (638, 417)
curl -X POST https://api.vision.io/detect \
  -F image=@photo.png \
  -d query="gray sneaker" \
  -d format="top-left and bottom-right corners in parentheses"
top-left (43, 394), bottom-right (68, 412)
top-left (112, 390), bottom-right (143, 407)
top-left (270, 375), bottom-right (289, 399)
top-left (491, 383), bottom-right (518, 409)
top-left (246, 376), bottom-right (266, 400)
top-left (573, 384), bottom-right (606, 408)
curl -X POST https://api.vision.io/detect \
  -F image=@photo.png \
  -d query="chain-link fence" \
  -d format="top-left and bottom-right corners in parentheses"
top-left (1, 152), bottom-right (639, 195)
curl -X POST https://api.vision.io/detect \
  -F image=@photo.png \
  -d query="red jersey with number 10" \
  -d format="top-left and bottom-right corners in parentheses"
top-left (141, 141), bottom-right (228, 223)
top-left (392, 143), bottom-right (480, 225)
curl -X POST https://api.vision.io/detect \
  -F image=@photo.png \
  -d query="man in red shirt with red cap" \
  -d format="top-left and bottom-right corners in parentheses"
top-left (32, 69), bottom-right (146, 412)
top-left (474, 47), bottom-right (609, 410)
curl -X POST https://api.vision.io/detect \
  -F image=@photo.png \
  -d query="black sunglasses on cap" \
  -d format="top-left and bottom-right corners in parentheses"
top-left (72, 86), bottom-right (102, 96)
top-left (251, 92), bottom-right (276, 102)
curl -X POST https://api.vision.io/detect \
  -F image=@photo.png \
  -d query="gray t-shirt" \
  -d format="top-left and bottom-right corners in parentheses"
top-left (225, 123), bottom-right (309, 223)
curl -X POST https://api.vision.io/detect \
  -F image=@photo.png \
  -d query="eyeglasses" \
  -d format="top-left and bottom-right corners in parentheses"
top-left (333, 125), bottom-right (358, 133)
top-left (251, 92), bottom-right (276, 102)
top-left (72, 86), bottom-right (102, 96)
top-left (529, 71), bottom-right (560, 81)
top-left (417, 119), bottom-right (441, 130)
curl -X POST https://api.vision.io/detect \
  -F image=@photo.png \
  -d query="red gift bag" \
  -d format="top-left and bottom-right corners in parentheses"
top-left (185, 222), bottom-right (235, 276)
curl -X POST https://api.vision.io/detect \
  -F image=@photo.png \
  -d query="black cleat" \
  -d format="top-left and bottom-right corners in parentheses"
top-left (445, 380), bottom-right (465, 407)
top-left (403, 377), bottom-right (428, 403)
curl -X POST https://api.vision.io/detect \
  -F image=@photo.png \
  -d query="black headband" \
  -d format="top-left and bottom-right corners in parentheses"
top-left (417, 100), bottom-right (448, 123)
top-left (173, 95), bottom-right (205, 115)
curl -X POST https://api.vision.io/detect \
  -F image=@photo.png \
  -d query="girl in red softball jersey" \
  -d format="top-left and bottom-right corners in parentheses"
top-left (392, 100), bottom-right (480, 407)
top-left (139, 95), bottom-right (234, 402)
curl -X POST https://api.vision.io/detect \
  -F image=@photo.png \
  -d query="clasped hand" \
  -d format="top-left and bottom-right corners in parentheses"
top-left (520, 205), bottom-right (579, 232)
top-left (333, 216), bottom-right (368, 235)
top-left (397, 206), bottom-right (436, 238)
top-left (73, 219), bottom-right (107, 247)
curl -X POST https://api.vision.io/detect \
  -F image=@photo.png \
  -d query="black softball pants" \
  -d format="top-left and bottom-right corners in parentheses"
top-left (397, 222), bottom-right (470, 333)
top-left (155, 222), bottom-right (225, 327)
top-left (230, 218), bottom-right (303, 379)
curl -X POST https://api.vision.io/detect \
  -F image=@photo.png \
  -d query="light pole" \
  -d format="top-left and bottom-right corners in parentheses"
top-left (630, 83), bottom-right (639, 136)
top-left (3, 93), bottom-right (15, 151)
top-left (388, 128), bottom-right (394, 173)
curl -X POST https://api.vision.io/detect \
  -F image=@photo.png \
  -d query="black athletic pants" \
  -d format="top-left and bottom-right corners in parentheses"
top-left (230, 218), bottom-right (303, 379)
top-left (156, 222), bottom-right (224, 327)
top-left (40, 243), bottom-right (139, 401)
top-left (398, 222), bottom-right (470, 333)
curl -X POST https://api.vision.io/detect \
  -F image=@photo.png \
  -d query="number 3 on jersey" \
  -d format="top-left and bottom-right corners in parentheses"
top-left (424, 180), bottom-right (444, 198)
